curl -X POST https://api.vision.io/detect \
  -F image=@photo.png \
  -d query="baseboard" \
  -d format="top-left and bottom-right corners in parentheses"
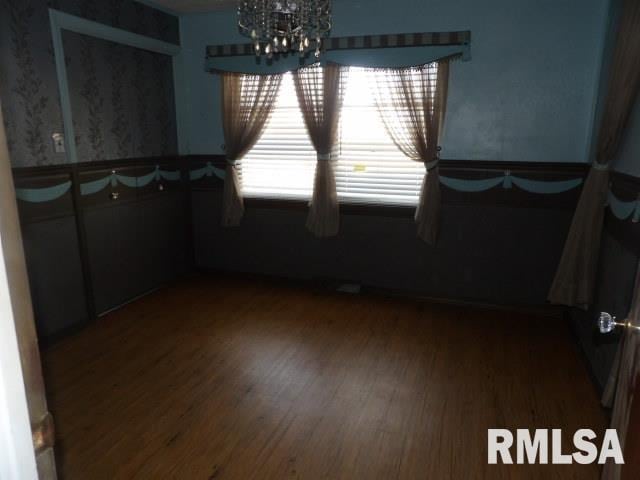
top-left (195, 266), bottom-right (567, 317)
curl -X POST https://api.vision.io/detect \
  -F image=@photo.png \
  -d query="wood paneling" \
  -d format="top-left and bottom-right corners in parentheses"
top-left (44, 275), bottom-right (607, 479)
top-left (13, 156), bottom-right (189, 338)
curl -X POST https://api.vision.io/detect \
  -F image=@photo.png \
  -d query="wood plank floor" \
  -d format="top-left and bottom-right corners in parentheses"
top-left (43, 275), bottom-right (607, 479)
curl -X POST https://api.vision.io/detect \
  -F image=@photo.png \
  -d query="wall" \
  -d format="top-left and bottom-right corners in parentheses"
top-left (180, 0), bottom-right (609, 163)
top-left (62, 30), bottom-right (178, 162)
top-left (190, 157), bottom-right (586, 306)
top-left (0, 0), bottom-right (179, 167)
top-left (182, 0), bottom-right (611, 305)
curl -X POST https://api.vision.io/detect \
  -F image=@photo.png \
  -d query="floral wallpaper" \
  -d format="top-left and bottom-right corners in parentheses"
top-left (64, 31), bottom-right (177, 162)
top-left (0, 0), bottom-right (179, 167)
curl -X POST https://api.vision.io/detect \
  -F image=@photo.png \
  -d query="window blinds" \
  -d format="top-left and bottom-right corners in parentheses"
top-left (241, 67), bottom-right (433, 206)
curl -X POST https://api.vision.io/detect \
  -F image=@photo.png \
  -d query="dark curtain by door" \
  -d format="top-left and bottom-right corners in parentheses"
top-left (548, 0), bottom-right (640, 307)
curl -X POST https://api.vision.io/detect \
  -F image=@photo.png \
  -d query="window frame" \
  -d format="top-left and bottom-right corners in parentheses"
top-left (238, 67), bottom-right (432, 208)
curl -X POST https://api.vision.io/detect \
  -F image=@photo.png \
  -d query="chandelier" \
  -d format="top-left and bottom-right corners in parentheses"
top-left (237, 1), bottom-right (332, 59)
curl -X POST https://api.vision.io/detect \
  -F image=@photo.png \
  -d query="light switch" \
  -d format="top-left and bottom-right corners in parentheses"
top-left (52, 133), bottom-right (65, 153)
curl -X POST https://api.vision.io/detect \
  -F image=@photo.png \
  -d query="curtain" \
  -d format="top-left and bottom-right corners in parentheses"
top-left (292, 63), bottom-right (348, 237)
top-left (368, 59), bottom-right (450, 245)
top-left (601, 262), bottom-right (640, 480)
top-left (549, 0), bottom-right (640, 307)
top-left (221, 72), bottom-right (282, 226)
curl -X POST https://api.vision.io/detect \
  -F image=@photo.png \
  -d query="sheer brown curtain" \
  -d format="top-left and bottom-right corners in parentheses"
top-left (368, 59), bottom-right (450, 245)
top-left (601, 262), bottom-right (640, 480)
top-left (221, 72), bottom-right (282, 226)
top-left (549, 0), bottom-right (640, 307)
top-left (292, 63), bottom-right (348, 237)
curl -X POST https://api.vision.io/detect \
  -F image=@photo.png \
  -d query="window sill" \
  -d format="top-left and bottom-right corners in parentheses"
top-left (243, 197), bottom-right (415, 218)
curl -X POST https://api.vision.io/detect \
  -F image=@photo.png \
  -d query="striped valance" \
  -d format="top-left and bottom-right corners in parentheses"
top-left (206, 31), bottom-right (471, 58)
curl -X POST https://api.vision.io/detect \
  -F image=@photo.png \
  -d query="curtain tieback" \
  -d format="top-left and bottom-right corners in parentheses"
top-left (424, 146), bottom-right (442, 171)
top-left (424, 159), bottom-right (439, 171)
top-left (317, 153), bottom-right (331, 162)
top-left (226, 158), bottom-right (237, 168)
top-left (592, 162), bottom-right (610, 171)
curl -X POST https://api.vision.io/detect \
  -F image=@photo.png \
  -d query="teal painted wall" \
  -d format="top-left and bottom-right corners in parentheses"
top-left (179, 0), bottom-right (610, 163)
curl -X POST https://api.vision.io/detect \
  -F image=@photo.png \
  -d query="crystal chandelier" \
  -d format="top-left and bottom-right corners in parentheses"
top-left (237, 1), bottom-right (332, 59)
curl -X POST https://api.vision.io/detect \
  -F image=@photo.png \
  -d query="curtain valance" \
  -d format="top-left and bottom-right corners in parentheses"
top-left (205, 31), bottom-right (470, 75)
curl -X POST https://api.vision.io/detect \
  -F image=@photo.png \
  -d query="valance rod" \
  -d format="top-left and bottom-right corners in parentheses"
top-left (206, 30), bottom-right (470, 58)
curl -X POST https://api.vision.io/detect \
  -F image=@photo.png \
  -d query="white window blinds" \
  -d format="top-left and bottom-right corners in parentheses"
top-left (239, 74), bottom-right (316, 200)
top-left (241, 66), bottom-right (435, 206)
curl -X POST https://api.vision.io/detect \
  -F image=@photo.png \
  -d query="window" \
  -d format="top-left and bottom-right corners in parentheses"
top-left (240, 66), bottom-right (433, 206)
top-left (239, 74), bottom-right (316, 200)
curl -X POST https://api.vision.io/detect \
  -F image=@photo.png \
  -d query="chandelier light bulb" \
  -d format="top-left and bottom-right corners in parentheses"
top-left (273, 36), bottom-right (280, 47)
top-left (254, 41), bottom-right (261, 56)
top-left (304, 36), bottom-right (310, 48)
top-left (265, 43), bottom-right (272, 55)
top-left (251, 29), bottom-right (257, 39)
top-left (282, 37), bottom-right (288, 49)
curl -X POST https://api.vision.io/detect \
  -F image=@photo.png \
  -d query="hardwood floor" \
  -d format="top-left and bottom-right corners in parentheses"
top-left (43, 275), bottom-right (607, 479)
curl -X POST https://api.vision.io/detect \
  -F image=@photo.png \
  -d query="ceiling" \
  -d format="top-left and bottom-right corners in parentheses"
top-left (150, 0), bottom-right (236, 13)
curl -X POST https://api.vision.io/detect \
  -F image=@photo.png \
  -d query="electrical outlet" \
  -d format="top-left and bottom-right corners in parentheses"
top-left (52, 133), bottom-right (65, 153)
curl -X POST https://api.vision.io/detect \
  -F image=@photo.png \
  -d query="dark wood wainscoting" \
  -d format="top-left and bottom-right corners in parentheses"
top-left (13, 156), bottom-right (192, 342)
top-left (189, 156), bottom-right (590, 307)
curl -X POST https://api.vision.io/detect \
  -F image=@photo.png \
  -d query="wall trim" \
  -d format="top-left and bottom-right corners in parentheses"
top-left (188, 155), bottom-right (588, 210)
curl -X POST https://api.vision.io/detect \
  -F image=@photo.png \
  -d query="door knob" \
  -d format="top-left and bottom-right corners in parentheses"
top-left (110, 191), bottom-right (119, 200)
top-left (598, 312), bottom-right (640, 334)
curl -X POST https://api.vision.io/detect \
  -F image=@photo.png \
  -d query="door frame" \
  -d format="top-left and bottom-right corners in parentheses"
top-left (48, 8), bottom-right (184, 164)
top-left (0, 98), bottom-right (52, 477)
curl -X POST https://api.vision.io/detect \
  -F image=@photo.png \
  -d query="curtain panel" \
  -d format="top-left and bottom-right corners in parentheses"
top-left (220, 72), bottom-right (282, 226)
top-left (549, 0), bottom-right (640, 307)
top-left (601, 262), bottom-right (640, 480)
top-left (292, 63), bottom-right (348, 237)
top-left (367, 59), bottom-right (451, 244)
